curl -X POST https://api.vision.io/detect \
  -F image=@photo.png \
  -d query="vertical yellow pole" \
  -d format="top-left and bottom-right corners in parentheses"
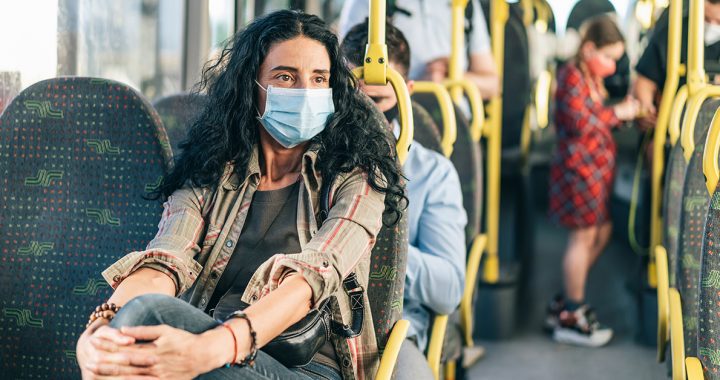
top-left (649, 0), bottom-right (683, 288)
top-left (364, 0), bottom-right (388, 85)
top-left (449, 0), bottom-right (469, 102)
top-left (686, 0), bottom-right (705, 95)
top-left (483, 0), bottom-right (508, 283)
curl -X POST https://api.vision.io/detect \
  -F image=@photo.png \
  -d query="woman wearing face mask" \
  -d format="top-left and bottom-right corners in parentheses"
top-left (75, 10), bottom-right (405, 380)
top-left (544, 16), bottom-right (639, 348)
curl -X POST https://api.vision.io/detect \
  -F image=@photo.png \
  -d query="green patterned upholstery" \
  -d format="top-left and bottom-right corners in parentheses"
top-left (152, 93), bottom-right (208, 155)
top-left (663, 138), bottom-right (687, 287)
top-left (698, 181), bottom-right (720, 379)
top-left (677, 99), bottom-right (720, 358)
top-left (0, 77), bottom-right (172, 379)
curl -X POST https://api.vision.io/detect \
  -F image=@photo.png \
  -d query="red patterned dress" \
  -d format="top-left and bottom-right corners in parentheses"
top-left (549, 63), bottom-right (621, 228)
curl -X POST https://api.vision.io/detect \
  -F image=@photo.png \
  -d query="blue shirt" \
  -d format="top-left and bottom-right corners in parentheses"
top-left (402, 139), bottom-right (467, 350)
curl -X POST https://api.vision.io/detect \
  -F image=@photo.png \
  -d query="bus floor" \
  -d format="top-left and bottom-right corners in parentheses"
top-left (466, 203), bottom-right (666, 379)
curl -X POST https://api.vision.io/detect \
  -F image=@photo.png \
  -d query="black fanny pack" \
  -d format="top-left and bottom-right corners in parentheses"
top-left (209, 175), bottom-right (364, 368)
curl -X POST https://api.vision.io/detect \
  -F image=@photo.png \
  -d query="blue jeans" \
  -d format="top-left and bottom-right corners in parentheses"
top-left (110, 294), bottom-right (343, 380)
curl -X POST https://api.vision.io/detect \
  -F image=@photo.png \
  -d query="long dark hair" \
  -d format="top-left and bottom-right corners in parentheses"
top-left (158, 10), bottom-right (406, 224)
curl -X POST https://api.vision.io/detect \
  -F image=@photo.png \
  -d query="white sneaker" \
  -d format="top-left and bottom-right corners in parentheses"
top-left (552, 305), bottom-right (613, 347)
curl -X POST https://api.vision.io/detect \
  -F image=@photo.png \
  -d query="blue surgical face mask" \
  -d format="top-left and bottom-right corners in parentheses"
top-left (256, 82), bottom-right (335, 148)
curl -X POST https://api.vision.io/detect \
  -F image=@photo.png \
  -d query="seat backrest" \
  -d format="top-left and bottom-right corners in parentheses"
top-left (411, 92), bottom-right (483, 245)
top-left (0, 71), bottom-right (21, 115)
top-left (663, 117), bottom-right (688, 288)
top-left (0, 77), bottom-right (172, 379)
top-left (410, 101), bottom-right (443, 155)
top-left (698, 181), bottom-right (720, 379)
top-left (368, 210), bottom-right (409, 352)
top-left (566, 0), bottom-right (616, 31)
top-left (152, 93), bottom-right (208, 155)
top-left (677, 99), bottom-right (720, 358)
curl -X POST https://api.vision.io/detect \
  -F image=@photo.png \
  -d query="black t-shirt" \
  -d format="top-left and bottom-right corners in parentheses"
top-left (207, 181), bottom-right (301, 316)
top-left (636, 14), bottom-right (720, 90)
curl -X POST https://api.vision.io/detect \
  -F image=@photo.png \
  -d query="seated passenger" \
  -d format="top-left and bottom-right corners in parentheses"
top-left (634, 0), bottom-right (720, 128)
top-left (547, 16), bottom-right (638, 347)
top-left (338, 0), bottom-right (499, 100)
top-left (341, 21), bottom-right (467, 379)
top-left (75, 10), bottom-right (406, 380)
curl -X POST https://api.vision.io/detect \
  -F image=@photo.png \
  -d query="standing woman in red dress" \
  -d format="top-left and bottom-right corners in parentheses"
top-left (546, 16), bottom-right (639, 347)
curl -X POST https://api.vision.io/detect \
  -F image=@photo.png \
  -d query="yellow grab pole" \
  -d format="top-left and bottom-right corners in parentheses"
top-left (483, 0), bottom-right (508, 284)
top-left (649, 0), bottom-right (683, 288)
top-left (535, 70), bottom-right (552, 129)
top-left (668, 85), bottom-right (689, 146)
top-left (703, 108), bottom-right (720, 194)
top-left (364, 0), bottom-right (388, 85)
top-left (444, 79), bottom-right (485, 142)
top-left (687, 0), bottom-right (706, 96)
top-left (449, 0), bottom-right (469, 102)
top-left (412, 82), bottom-right (458, 157)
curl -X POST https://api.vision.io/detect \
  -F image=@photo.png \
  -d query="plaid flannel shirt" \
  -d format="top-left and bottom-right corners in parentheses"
top-left (102, 145), bottom-right (385, 380)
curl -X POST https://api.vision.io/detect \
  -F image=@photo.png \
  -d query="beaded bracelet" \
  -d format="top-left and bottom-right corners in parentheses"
top-left (86, 303), bottom-right (121, 328)
top-left (224, 311), bottom-right (258, 367)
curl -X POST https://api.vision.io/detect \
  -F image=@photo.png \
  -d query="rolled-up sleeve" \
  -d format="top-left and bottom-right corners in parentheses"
top-left (260, 169), bottom-right (386, 307)
top-left (102, 185), bottom-right (208, 295)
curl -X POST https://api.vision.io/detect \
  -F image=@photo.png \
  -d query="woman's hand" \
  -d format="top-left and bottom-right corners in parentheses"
top-left (424, 57), bottom-right (449, 83)
top-left (119, 324), bottom-right (234, 380)
top-left (613, 97), bottom-right (641, 121)
top-left (77, 320), bottom-right (158, 379)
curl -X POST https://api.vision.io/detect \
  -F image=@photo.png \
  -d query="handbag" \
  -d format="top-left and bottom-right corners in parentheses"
top-left (209, 175), bottom-right (365, 368)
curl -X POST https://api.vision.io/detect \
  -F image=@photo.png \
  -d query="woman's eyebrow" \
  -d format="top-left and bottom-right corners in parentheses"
top-left (270, 66), bottom-right (329, 75)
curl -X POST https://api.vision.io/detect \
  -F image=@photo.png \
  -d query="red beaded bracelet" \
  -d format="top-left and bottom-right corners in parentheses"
top-left (221, 323), bottom-right (238, 367)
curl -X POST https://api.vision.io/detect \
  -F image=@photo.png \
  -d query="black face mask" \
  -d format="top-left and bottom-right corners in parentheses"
top-left (383, 105), bottom-right (399, 123)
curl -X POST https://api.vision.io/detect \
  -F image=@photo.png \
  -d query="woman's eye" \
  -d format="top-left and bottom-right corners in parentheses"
top-left (314, 77), bottom-right (328, 84)
top-left (278, 74), bottom-right (292, 81)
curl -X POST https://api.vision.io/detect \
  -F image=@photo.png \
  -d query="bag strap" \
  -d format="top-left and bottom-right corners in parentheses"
top-left (320, 175), bottom-right (365, 338)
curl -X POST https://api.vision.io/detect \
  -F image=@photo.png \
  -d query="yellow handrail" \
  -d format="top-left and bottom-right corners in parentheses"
top-left (649, 0), bottom-right (683, 288)
top-left (444, 79), bottom-right (486, 142)
top-left (461, 235), bottom-right (487, 347)
top-left (353, 68), bottom-right (414, 165)
top-left (533, 0), bottom-right (550, 33)
top-left (669, 288), bottom-right (686, 380)
top-left (655, 246), bottom-right (670, 362)
top-left (376, 319), bottom-right (410, 380)
top-left (687, 0), bottom-right (706, 95)
top-left (483, 0), bottom-right (508, 284)
top-left (412, 82), bottom-right (458, 157)
top-left (668, 85), bottom-right (689, 146)
top-left (535, 70), bottom-right (552, 129)
top-left (703, 107), bottom-right (720, 194)
top-left (363, 0), bottom-right (388, 86)
top-left (426, 315), bottom-right (449, 380)
top-left (686, 357), bottom-right (706, 380)
top-left (680, 86), bottom-right (720, 162)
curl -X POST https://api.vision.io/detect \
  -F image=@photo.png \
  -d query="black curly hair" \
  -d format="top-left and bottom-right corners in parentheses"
top-left (157, 10), bottom-right (406, 224)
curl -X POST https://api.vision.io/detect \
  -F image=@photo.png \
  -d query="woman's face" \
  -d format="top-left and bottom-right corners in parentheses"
top-left (256, 36), bottom-right (331, 115)
top-left (583, 41), bottom-right (624, 66)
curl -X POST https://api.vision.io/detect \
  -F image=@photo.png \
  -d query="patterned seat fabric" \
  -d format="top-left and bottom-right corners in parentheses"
top-left (0, 71), bottom-right (22, 115)
top-left (0, 77), bottom-right (172, 379)
top-left (368, 209), bottom-right (409, 354)
top-left (699, 182), bottom-right (720, 379)
top-left (152, 93), bottom-right (208, 156)
top-left (677, 99), bottom-right (720, 358)
top-left (663, 128), bottom-right (687, 287)
top-left (411, 93), bottom-right (483, 244)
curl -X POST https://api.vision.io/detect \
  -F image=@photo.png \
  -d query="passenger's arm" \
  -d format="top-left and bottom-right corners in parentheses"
top-left (634, 74), bottom-right (660, 126)
top-left (404, 162), bottom-right (466, 315)
top-left (466, 53), bottom-right (500, 100)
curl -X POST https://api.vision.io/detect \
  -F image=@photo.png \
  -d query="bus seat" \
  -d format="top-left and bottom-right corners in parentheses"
top-left (411, 92), bottom-right (483, 243)
top-left (0, 77), bottom-right (172, 379)
top-left (152, 93), bottom-right (208, 156)
top-left (696, 175), bottom-right (720, 379)
top-left (676, 99), bottom-right (720, 359)
top-left (664, 108), bottom-right (688, 288)
top-left (410, 101), bottom-right (444, 155)
top-left (566, 0), bottom-right (615, 32)
top-left (0, 71), bottom-right (21, 115)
